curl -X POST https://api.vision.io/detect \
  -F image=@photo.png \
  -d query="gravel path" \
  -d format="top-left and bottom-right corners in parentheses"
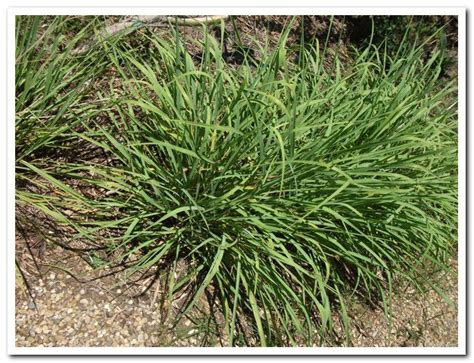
top-left (15, 244), bottom-right (458, 348)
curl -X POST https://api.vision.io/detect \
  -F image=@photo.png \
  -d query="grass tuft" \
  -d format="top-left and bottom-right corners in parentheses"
top-left (16, 17), bottom-right (457, 346)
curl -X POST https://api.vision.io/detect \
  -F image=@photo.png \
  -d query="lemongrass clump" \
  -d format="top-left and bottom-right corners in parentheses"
top-left (17, 18), bottom-right (457, 346)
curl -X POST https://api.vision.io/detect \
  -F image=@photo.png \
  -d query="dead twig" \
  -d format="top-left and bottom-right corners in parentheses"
top-left (72, 15), bottom-right (229, 55)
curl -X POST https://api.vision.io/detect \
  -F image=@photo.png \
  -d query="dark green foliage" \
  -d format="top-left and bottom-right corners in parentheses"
top-left (16, 16), bottom-right (458, 347)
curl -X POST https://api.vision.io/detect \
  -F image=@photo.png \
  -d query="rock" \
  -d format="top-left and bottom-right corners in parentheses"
top-left (51, 314), bottom-right (63, 322)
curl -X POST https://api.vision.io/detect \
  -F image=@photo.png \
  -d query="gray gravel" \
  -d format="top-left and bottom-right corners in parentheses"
top-left (15, 245), bottom-right (458, 347)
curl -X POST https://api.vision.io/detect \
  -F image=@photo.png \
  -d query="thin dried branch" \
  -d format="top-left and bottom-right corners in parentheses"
top-left (72, 15), bottom-right (229, 55)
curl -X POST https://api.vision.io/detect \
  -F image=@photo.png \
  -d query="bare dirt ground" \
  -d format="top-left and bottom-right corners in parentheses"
top-left (15, 240), bottom-right (458, 348)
